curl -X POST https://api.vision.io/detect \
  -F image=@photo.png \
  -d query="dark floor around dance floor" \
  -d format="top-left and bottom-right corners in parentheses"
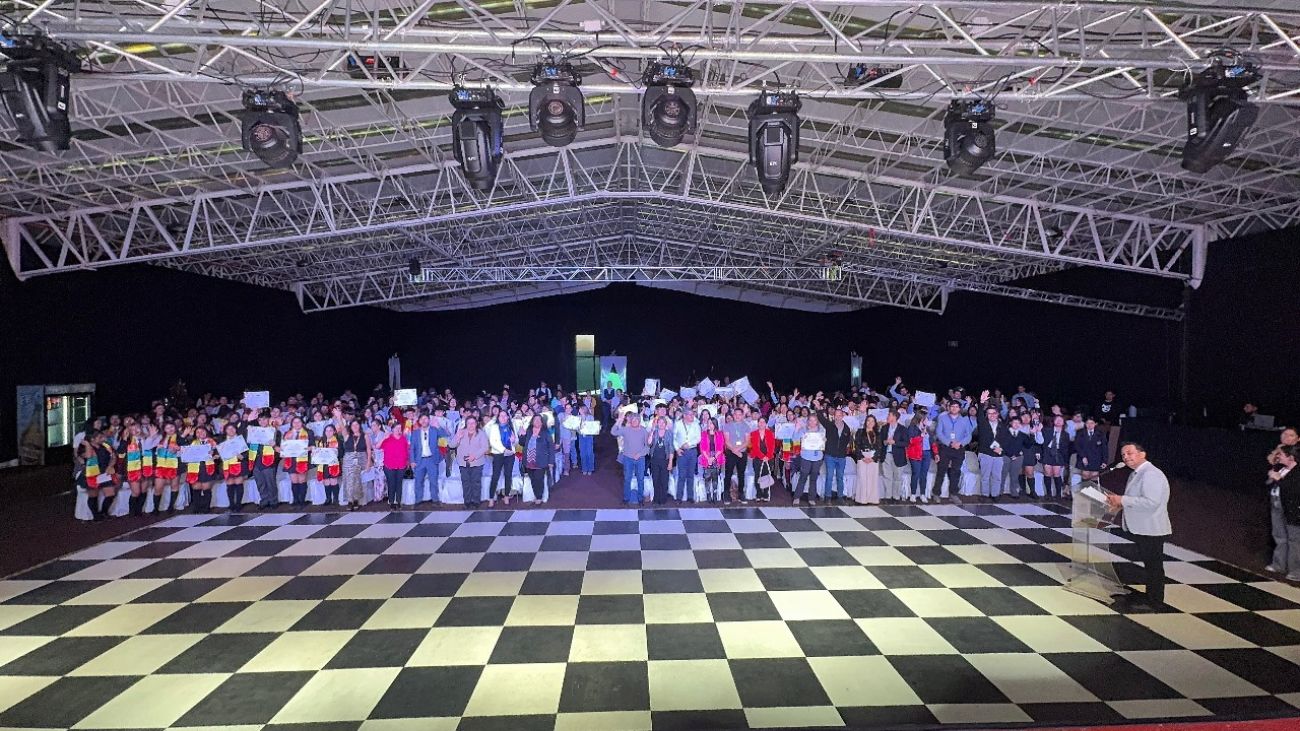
top-left (1, 436), bottom-right (1297, 730)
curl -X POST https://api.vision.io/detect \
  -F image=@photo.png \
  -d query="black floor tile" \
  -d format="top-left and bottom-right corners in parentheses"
top-left (119, 541), bottom-right (197, 559)
top-left (476, 552), bottom-right (536, 572)
top-left (1063, 615), bottom-right (1182, 651)
top-left (0, 605), bottom-right (104, 636)
top-left (734, 532), bottom-right (790, 549)
top-left (952, 587), bottom-right (1051, 616)
top-left (786, 619), bottom-right (879, 656)
top-left (921, 529), bottom-right (988, 546)
top-left (705, 592), bottom-right (782, 622)
top-left (334, 537), bottom-right (398, 555)
top-left (642, 570), bottom-right (704, 594)
top-left (370, 666), bottom-right (483, 718)
top-left (498, 521), bottom-right (549, 536)
top-left (438, 537), bottom-right (496, 554)
top-left (552, 509), bottom-right (597, 521)
top-left (487, 625), bottom-right (574, 663)
top-left (1198, 583), bottom-right (1300, 612)
top-left (828, 531), bottom-right (887, 547)
top-left (682, 520), bottom-right (730, 533)
top-left (830, 589), bottom-right (917, 618)
top-left (539, 535), bottom-right (592, 552)
top-left (1019, 702), bottom-right (1127, 725)
top-left (837, 705), bottom-right (939, 728)
top-left (1045, 652), bottom-right (1182, 700)
top-left (158, 632), bottom-right (278, 672)
top-left (729, 657), bottom-right (832, 707)
top-left (641, 534), bottom-right (692, 551)
top-left (325, 628), bottom-right (427, 668)
top-left (1200, 611), bottom-right (1300, 647)
top-left (142, 601), bottom-right (249, 634)
top-left (0, 675), bottom-right (139, 728)
top-left (925, 617), bottom-right (1033, 654)
top-left (650, 709), bottom-right (749, 730)
top-left (693, 550), bottom-right (751, 569)
top-left (864, 566), bottom-right (945, 589)
top-left (647, 623), bottom-right (724, 660)
top-left (887, 655), bottom-right (1010, 704)
top-left (1196, 695), bottom-right (1300, 717)
top-left (769, 518), bottom-right (820, 532)
top-left (267, 575), bottom-right (351, 601)
top-left (755, 567), bottom-right (823, 592)
top-left (131, 577), bottom-right (228, 604)
top-left (458, 714), bottom-right (555, 731)
top-left (360, 554), bottom-right (430, 575)
top-left (997, 544), bottom-right (1071, 564)
top-left (11, 560), bottom-right (99, 581)
top-left (0, 636), bottom-right (124, 675)
top-left (575, 595), bottom-right (645, 625)
top-left (245, 555), bottom-right (325, 576)
top-left (794, 547), bottom-right (858, 567)
top-left (433, 597), bottom-right (516, 627)
top-left (2, 580), bottom-right (108, 606)
top-left (288, 599), bottom-right (386, 631)
top-left (177, 670), bottom-right (315, 726)
top-left (313, 523), bottom-right (368, 539)
top-left (123, 557), bottom-right (211, 579)
top-left (406, 522), bottom-right (460, 538)
top-left (586, 551), bottom-right (642, 571)
top-left (979, 563), bottom-right (1064, 587)
top-left (229, 539), bottom-right (297, 556)
top-left (593, 520), bottom-right (639, 535)
top-left (1197, 648), bottom-right (1300, 694)
top-left (394, 573), bottom-right (468, 598)
top-left (559, 660), bottom-right (650, 713)
top-left (896, 546), bottom-right (965, 564)
top-left (519, 571), bottom-right (585, 596)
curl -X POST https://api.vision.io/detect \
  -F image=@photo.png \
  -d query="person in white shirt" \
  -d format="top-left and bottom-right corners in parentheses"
top-left (1106, 442), bottom-right (1172, 611)
top-left (673, 409), bottom-right (702, 501)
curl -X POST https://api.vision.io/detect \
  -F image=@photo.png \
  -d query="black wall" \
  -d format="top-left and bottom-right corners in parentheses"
top-left (0, 226), bottom-right (1294, 462)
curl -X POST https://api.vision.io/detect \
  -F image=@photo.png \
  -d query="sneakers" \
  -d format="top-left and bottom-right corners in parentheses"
top-left (1266, 564), bottom-right (1283, 573)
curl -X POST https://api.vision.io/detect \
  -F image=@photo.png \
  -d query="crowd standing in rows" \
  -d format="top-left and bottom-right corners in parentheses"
top-left (73, 377), bottom-right (1129, 521)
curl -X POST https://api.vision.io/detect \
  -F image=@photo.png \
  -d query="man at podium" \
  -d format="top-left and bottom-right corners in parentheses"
top-left (1106, 442), bottom-right (1172, 612)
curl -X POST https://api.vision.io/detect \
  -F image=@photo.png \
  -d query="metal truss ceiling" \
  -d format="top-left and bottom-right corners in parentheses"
top-left (2, 1), bottom-right (1298, 319)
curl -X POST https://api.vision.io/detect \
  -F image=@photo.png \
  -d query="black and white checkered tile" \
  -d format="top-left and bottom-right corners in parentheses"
top-left (2, 502), bottom-right (1299, 730)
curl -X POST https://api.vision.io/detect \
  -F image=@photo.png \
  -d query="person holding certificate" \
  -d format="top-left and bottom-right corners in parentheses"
top-left (221, 422), bottom-right (248, 513)
top-left (795, 418), bottom-right (826, 506)
top-left (152, 423), bottom-right (182, 513)
top-left (247, 411), bottom-right (281, 511)
top-left (183, 426), bottom-right (219, 514)
top-left (316, 424), bottom-right (342, 506)
top-left (577, 404), bottom-right (598, 475)
top-left (853, 414), bottom-right (882, 504)
top-left (116, 423), bottom-right (148, 516)
top-left (282, 416), bottom-right (313, 507)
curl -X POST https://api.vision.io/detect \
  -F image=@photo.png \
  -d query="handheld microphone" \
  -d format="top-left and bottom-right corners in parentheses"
top-left (1100, 460), bottom-right (1126, 474)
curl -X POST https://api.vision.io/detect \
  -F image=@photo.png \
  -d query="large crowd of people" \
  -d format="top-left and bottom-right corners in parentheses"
top-left (72, 376), bottom-right (1131, 521)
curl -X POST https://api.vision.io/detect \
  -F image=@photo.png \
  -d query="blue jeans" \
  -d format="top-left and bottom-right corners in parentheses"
top-left (909, 458), bottom-right (930, 497)
top-left (412, 458), bottom-right (441, 502)
top-left (823, 456), bottom-right (846, 497)
top-left (621, 454), bottom-right (646, 503)
top-left (676, 448), bottom-right (698, 501)
top-left (579, 435), bottom-right (595, 473)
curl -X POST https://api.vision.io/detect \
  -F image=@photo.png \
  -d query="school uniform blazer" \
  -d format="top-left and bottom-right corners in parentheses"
top-left (1073, 429), bottom-right (1108, 471)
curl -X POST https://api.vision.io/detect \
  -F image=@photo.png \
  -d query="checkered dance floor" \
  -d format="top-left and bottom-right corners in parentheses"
top-left (3, 503), bottom-right (1300, 730)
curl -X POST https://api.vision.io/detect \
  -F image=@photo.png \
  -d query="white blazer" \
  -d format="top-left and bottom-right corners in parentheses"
top-left (1120, 461), bottom-right (1172, 537)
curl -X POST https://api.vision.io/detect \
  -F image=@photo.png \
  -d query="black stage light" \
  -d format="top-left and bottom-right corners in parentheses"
top-left (0, 30), bottom-right (78, 152)
top-left (641, 60), bottom-right (697, 147)
top-left (747, 89), bottom-right (801, 195)
top-left (240, 89), bottom-right (302, 169)
top-left (528, 60), bottom-right (584, 148)
top-left (943, 99), bottom-right (996, 176)
top-left (1179, 51), bottom-right (1260, 174)
top-left (449, 86), bottom-right (505, 191)
top-left (408, 257), bottom-right (421, 277)
top-left (845, 64), bottom-right (903, 89)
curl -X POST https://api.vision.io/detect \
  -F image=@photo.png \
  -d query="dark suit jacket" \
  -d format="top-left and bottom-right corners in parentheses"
top-left (1073, 429), bottom-right (1107, 471)
top-left (878, 422), bottom-right (909, 467)
top-left (976, 417), bottom-right (1014, 458)
top-left (1275, 469), bottom-right (1300, 525)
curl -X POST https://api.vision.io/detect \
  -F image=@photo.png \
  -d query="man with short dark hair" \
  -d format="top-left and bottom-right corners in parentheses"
top-left (1106, 442), bottom-right (1172, 612)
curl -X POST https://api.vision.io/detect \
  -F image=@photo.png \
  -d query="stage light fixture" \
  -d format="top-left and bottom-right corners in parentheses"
top-left (641, 60), bottom-right (697, 148)
top-left (240, 89), bottom-right (302, 169)
top-left (747, 89), bottom-right (801, 195)
top-left (845, 64), bottom-right (903, 89)
top-left (408, 258), bottom-right (421, 277)
top-left (528, 60), bottom-right (584, 148)
top-left (1179, 50), bottom-right (1260, 174)
top-left (449, 85), bottom-right (505, 191)
top-left (942, 99), bottom-right (996, 176)
top-left (0, 29), bottom-right (78, 152)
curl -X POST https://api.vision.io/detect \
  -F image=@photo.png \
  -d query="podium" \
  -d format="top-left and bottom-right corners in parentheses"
top-left (1060, 480), bottom-right (1129, 604)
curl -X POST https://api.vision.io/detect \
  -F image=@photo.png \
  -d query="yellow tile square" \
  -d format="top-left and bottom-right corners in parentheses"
top-left (569, 625), bottom-right (648, 662)
top-left (809, 566), bottom-right (884, 590)
top-left (965, 653), bottom-right (1101, 703)
top-left (769, 590), bottom-right (851, 621)
top-left (555, 710), bottom-right (653, 731)
top-left (920, 564), bottom-right (1003, 588)
top-left (745, 706), bottom-right (844, 728)
top-left (893, 588), bottom-right (983, 617)
top-left (416, 553), bottom-right (484, 574)
top-left (698, 569), bottom-right (764, 593)
top-left (62, 579), bottom-right (170, 605)
top-left (504, 595), bottom-right (579, 626)
top-left (581, 571), bottom-right (643, 595)
top-left (643, 594), bottom-right (713, 624)
top-left (463, 663), bottom-right (566, 716)
top-left (0, 605), bottom-right (48, 632)
top-left (1127, 614), bottom-right (1255, 650)
top-left (407, 626), bottom-right (503, 666)
top-left (641, 552), bottom-right (697, 570)
top-left (648, 659), bottom-right (742, 711)
top-left (456, 572), bottom-right (527, 597)
top-left (1108, 698), bottom-right (1211, 720)
top-left (1014, 586), bottom-right (1116, 615)
top-left (181, 557), bottom-right (269, 579)
top-left (745, 549), bottom-right (805, 569)
top-left (992, 616), bottom-right (1110, 653)
top-left (781, 532), bottom-right (839, 549)
top-left (856, 618), bottom-right (958, 655)
top-left (530, 552), bottom-right (591, 572)
top-left (66, 603), bottom-right (185, 637)
top-left (717, 621), bottom-right (802, 658)
top-left (69, 634), bottom-right (203, 676)
top-left (945, 545), bottom-right (1021, 565)
top-left (329, 574), bottom-right (407, 600)
top-left (277, 538), bottom-right (350, 557)
top-left (809, 656), bottom-right (922, 706)
top-left (844, 546), bottom-right (914, 566)
top-left (74, 673), bottom-right (229, 729)
top-left (240, 630), bottom-right (356, 672)
top-left (271, 667), bottom-right (401, 723)
top-left (301, 554), bottom-right (379, 576)
top-left (214, 600), bottom-right (319, 634)
top-left (362, 598), bottom-right (449, 629)
top-left (195, 576), bottom-right (290, 603)
top-left (361, 719), bottom-right (460, 731)
top-left (0, 675), bottom-right (56, 713)
top-left (0, 636), bottom-right (53, 669)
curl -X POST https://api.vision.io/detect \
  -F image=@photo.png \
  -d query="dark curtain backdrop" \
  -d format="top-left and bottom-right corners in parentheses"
top-left (0, 226), bottom-right (1294, 462)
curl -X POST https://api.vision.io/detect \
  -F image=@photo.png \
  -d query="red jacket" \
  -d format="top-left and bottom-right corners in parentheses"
top-left (748, 428), bottom-right (777, 460)
top-left (904, 430), bottom-right (939, 462)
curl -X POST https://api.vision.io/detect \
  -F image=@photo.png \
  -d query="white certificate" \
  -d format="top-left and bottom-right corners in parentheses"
top-left (562, 415), bottom-right (581, 430)
top-left (697, 378), bottom-right (716, 398)
top-left (844, 414), bottom-right (865, 430)
top-left (218, 437), bottom-right (248, 461)
top-left (141, 435), bottom-right (161, 452)
top-left (579, 421), bottom-right (602, 436)
top-left (802, 432), bottom-right (826, 451)
top-left (1080, 485), bottom-right (1109, 504)
top-left (914, 390), bottom-right (937, 408)
top-left (243, 390), bottom-right (270, 409)
top-left (870, 408), bottom-right (891, 424)
top-left (660, 389), bottom-right (678, 402)
top-left (619, 404), bottom-right (638, 415)
top-left (246, 426), bottom-right (276, 445)
top-left (680, 387), bottom-right (697, 401)
top-left (394, 388), bottom-right (417, 406)
top-left (307, 420), bottom-right (330, 438)
top-left (775, 423), bottom-right (796, 440)
top-left (642, 378), bottom-right (660, 396)
top-left (280, 439), bottom-right (309, 458)
top-left (739, 387), bottom-right (759, 405)
top-left (310, 447), bottom-right (338, 465)
top-left (180, 444), bottom-right (213, 463)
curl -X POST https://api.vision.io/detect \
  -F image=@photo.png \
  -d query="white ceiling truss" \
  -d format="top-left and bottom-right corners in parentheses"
top-left (2, 1), bottom-right (1297, 318)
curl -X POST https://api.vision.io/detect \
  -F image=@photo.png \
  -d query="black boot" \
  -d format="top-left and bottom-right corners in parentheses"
top-left (168, 491), bottom-right (179, 513)
top-left (99, 494), bottom-right (115, 519)
top-left (87, 492), bottom-right (104, 521)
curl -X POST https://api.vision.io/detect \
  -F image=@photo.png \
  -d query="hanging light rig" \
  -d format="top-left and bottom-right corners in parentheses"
top-left (528, 57), bottom-right (585, 148)
top-left (449, 82), bottom-right (505, 191)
